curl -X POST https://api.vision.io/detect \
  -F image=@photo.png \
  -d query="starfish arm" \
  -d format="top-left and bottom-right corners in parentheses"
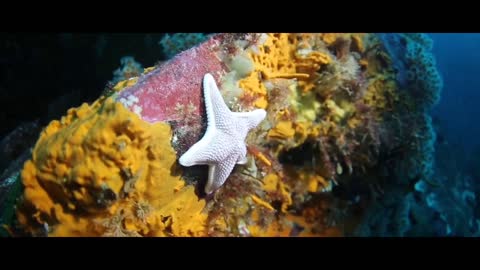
top-left (205, 154), bottom-right (238, 194)
top-left (203, 73), bottom-right (233, 129)
top-left (178, 133), bottom-right (216, 166)
top-left (232, 109), bottom-right (267, 130)
top-left (235, 143), bottom-right (248, 164)
top-left (236, 155), bottom-right (248, 165)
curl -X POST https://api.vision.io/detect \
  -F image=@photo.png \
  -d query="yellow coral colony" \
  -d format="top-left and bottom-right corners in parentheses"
top-left (208, 33), bottom-right (395, 236)
top-left (18, 96), bottom-right (206, 236)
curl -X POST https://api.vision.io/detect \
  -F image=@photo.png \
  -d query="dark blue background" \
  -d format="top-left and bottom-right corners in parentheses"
top-left (431, 33), bottom-right (480, 160)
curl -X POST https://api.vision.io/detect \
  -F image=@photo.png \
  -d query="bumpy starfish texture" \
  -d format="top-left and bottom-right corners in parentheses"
top-left (179, 73), bottom-right (267, 194)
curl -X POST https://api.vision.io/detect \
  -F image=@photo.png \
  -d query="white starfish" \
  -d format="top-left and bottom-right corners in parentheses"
top-left (179, 73), bottom-right (267, 194)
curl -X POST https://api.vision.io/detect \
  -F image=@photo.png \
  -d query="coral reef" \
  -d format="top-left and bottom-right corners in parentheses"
top-left (416, 132), bottom-right (479, 236)
top-left (111, 56), bottom-right (143, 84)
top-left (11, 33), bottom-right (443, 237)
top-left (159, 33), bottom-right (210, 59)
top-left (352, 34), bottom-right (444, 236)
top-left (378, 33), bottom-right (442, 111)
top-left (355, 166), bottom-right (479, 237)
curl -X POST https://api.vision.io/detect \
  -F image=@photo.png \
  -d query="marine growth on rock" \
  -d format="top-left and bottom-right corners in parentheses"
top-left (7, 33), bottom-right (442, 237)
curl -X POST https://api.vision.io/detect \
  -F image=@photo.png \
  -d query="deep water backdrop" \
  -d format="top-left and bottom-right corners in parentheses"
top-left (430, 33), bottom-right (480, 175)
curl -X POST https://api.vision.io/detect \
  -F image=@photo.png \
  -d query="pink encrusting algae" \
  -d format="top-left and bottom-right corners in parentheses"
top-left (116, 35), bottom-right (225, 124)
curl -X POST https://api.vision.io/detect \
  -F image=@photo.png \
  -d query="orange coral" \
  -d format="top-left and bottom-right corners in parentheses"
top-left (322, 33), bottom-right (339, 45)
top-left (18, 97), bottom-right (206, 236)
top-left (238, 34), bottom-right (333, 109)
top-left (267, 121), bottom-right (296, 140)
top-left (351, 34), bottom-right (365, 53)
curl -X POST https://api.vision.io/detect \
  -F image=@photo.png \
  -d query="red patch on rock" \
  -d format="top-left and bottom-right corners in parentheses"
top-left (116, 34), bottom-right (231, 155)
top-left (117, 34), bottom-right (227, 124)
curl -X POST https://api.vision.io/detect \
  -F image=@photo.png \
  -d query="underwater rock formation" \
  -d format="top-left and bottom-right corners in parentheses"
top-left (9, 33), bottom-right (443, 237)
top-left (378, 33), bottom-right (442, 111)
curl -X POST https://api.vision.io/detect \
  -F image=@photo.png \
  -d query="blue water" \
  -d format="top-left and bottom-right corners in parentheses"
top-left (431, 33), bottom-right (480, 157)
